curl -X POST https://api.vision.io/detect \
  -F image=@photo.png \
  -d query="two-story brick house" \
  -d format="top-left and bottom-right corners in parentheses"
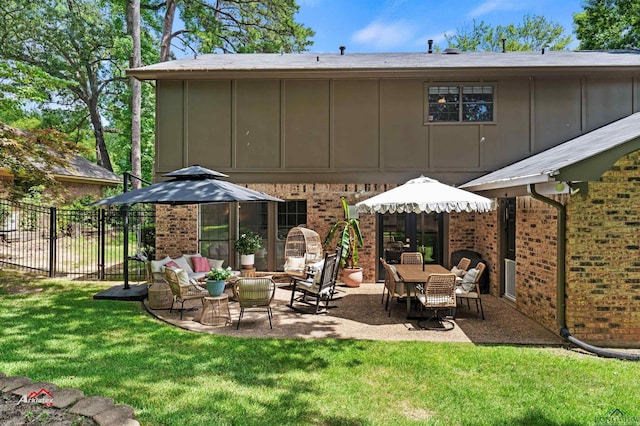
top-left (128, 49), bottom-right (640, 346)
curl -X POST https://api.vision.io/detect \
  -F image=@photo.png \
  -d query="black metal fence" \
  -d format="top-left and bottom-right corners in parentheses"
top-left (0, 199), bottom-right (155, 280)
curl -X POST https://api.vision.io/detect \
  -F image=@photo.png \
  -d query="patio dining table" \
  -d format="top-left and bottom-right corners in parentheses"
top-left (393, 263), bottom-right (452, 318)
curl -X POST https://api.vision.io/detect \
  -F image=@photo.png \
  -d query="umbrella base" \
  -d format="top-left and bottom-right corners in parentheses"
top-left (93, 284), bottom-right (148, 301)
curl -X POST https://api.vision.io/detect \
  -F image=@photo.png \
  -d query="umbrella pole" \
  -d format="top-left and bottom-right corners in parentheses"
top-left (123, 172), bottom-right (130, 290)
top-left (123, 204), bottom-right (130, 290)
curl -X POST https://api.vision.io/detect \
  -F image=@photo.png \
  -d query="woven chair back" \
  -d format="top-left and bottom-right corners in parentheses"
top-left (284, 226), bottom-right (324, 264)
top-left (164, 268), bottom-right (181, 296)
top-left (423, 273), bottom-right (457, 308)
top-left (400, 251), bottom-right (423, 265)
top-left (474, 262), bottom-right (486, 284)
top-left (456, 257), bottom-right (471, 271)
top-left (235, 278), bottom-right (276, 308)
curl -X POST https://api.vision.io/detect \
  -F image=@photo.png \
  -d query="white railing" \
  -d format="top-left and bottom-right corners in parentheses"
top-left (504, 259), bottom-right (516, 302)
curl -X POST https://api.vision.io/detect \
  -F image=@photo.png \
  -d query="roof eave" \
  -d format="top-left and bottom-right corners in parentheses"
top-left (126, 65), bottom-right (640, 81)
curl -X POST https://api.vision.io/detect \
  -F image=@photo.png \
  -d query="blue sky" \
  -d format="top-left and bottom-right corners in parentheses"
top-left (296, 0), bottom-right (585, 53)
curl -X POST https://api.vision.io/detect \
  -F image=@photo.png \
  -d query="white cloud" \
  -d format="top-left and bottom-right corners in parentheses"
top-left (468, 0), bottom-right (523, 18)
top-left (351, 20), bottom-right (416, 50)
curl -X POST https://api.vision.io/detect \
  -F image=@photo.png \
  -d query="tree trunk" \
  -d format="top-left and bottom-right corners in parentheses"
top-left (89, 97), bottom-right (113, 172)
top-left (160, 0), bottom-right (178, 62)
top-left (127, 0), bottom-right (142, 189)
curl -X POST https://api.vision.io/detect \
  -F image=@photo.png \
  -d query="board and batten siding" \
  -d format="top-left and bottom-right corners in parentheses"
top-left (155, 76), bottom-right (638, 186)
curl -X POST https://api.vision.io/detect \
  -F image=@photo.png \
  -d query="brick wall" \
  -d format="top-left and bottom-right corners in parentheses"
top-left (475, 209), bottom-right (500, 296)
top-left (59, 182), bottom-right (112, 202)
top-left (516, 196), bottom-right (561, 333)
top-left (449, 209), bottom-right (500, 295)
top-left (155, 204), bottom-right (199, 259)
top-left (565, 149), bottom-right (640, 347)
top-left (154, 183), bottom-right (383, 282)
top-left (448, 212), bottom-right (476, 265)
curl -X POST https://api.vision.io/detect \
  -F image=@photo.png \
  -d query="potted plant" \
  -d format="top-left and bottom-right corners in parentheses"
top-left (234, 231), bottom-right (262, 269)
top-left (206, 266), bottom-right (233, 296)
top-left (324, 197), bottom-right (364, 287)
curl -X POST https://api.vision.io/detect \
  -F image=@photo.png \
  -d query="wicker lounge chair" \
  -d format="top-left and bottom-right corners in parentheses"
top-left (164, 267), bottom-right (209, 319)
top-left (233, 277), bottom-right (276, 329)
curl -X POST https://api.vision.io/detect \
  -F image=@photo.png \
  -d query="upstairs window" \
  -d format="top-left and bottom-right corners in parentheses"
top-left (426, 84), bottom-right (494, 123)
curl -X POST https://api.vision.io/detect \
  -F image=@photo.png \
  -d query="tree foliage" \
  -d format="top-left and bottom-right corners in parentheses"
top-left (0, 0), bottom-right (314, 192)
top-left (0, 122), bottom-right (83, 200)
top-left (0, 0), bottom-right (132, 172)
top-left (574, 0), bottom-right (640, 50)
top-left (157, 0), bottom-right (314, 61)
top-left (445, 14), bottom-right (572, 52)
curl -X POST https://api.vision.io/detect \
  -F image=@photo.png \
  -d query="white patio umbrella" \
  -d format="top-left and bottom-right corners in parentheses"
top-left (355, 176), bottom-right (494, 214)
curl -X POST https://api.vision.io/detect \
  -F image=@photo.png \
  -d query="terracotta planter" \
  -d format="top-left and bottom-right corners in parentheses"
top-left (342, 267), bottom-right (363, 288)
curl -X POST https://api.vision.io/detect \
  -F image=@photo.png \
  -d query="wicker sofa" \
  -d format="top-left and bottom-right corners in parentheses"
top-left (147, 254), bottom-right (225, 283)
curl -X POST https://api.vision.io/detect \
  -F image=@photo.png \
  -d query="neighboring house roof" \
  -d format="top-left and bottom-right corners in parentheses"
top-left (127, 50), bottom-right (640, 79)
top-left (460, 112), bottom-right (640, 196)
top-left (51, 155), bottom-right (121, 185)
top-left (0, 123), bottom-right (120, 186)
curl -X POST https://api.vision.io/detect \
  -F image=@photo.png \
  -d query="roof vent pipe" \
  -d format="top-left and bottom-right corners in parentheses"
top-left (542, 47), bottom-right (545, 54)
top-left (339, 46), bottom-right (345, 55)
top-left (501, 38), bottom-right (506, 53)
top-left (428, 39), bottom-right (433, 54)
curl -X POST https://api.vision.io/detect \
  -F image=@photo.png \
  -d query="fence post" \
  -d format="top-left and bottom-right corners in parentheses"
top-left (49, 207), bottom-right (56, 277)
top-left (99, 208), bottom-right (105, 280)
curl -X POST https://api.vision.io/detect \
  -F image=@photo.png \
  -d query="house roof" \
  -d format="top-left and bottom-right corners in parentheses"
top-left (127, 50), bottom-right (640, 80)
top-left (460, 112), bottom-right (640, 195)
top-left (0, 122), bottom-right (120, 186)
top-left (52, 155), bottom-right (121, 185)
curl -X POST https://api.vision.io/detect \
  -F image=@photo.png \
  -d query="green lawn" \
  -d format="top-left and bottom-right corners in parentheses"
top-left (1, 272), bottom-right (639, 425)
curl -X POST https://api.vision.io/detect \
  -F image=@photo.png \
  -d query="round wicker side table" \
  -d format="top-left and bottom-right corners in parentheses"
top-left (199, 294), bottom-right (232, 327)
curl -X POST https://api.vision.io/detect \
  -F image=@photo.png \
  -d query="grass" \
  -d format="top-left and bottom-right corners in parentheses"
top-left (1, 271), bottom-right (639, 425)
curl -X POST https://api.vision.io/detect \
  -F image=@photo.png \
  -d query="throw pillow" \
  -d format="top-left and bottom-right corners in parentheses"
top-left (150, 256), bottom-right (172, 273)
top-left (175, 269), bottom-right (191, 286)
top-left (192, 256), bottom-right (211, 273)
top-left (172, 256), bottom-right (193, 274)
top-left (165, 260), bottom-right (180, 269)
top-left (307, 259), bottom-right (325, 284)
top-left (460, 268), bottom-right (479, 292)
top-left (285, 256), bottom-right (306, 271)
top-left (388, 264), bottom-right (402, 282)
top-left (183, 253), bottom-right (202, 271)
top-left (208, 259), bottom-right (224, 269)
top-left (451, 266), bottom-right (465, 277)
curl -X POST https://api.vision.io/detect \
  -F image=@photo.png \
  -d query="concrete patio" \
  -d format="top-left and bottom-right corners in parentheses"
top-left (143, 282), bottom-right (565, 345)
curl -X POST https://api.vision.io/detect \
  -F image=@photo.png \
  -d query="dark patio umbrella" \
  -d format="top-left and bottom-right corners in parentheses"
top-left (92, 165), bottom-right (283, 293)
top-left (93, 165), bottom-right (282, 205)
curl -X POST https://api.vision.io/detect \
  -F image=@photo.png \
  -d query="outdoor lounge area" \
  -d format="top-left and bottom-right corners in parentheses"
top-left (143, 281), bottom-right (564, 345)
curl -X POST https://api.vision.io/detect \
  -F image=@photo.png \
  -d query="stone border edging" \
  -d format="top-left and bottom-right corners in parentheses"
top-left (0, 371), bottom-right (139, 426)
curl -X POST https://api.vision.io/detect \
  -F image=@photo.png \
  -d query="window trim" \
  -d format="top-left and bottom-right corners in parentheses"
top-left (424, 82), bottom-right (497, 125)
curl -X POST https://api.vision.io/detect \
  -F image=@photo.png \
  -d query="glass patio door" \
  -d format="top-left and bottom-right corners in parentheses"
top-left (377, 212), bottom-right (444, 279)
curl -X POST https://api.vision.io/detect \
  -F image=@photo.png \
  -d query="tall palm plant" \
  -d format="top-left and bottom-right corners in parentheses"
top-left (324, 197), bottom-right (364, 268)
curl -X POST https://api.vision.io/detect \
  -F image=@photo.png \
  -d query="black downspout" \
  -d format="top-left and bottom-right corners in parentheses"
top-left (528, 184), bottom-right (639, 361)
